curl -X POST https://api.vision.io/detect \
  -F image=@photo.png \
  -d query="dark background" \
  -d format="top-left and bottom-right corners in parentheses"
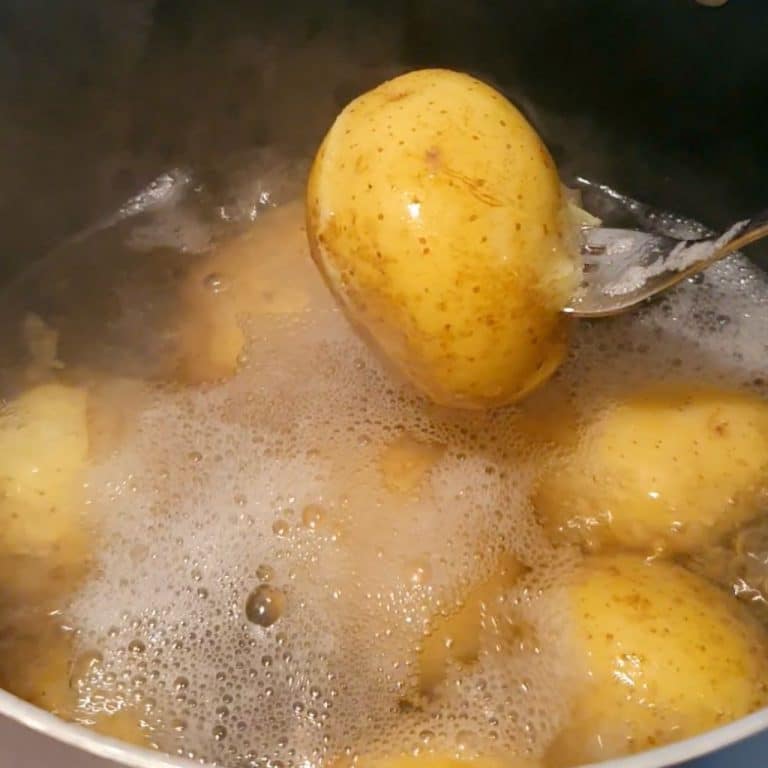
top-left (1, 0), bottom-right (766, 283)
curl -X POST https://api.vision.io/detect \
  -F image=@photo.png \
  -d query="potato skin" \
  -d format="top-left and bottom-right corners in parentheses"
top-left (355, 755), bottom-right (537, 768)
top-left (548, 554), bottom-right (768, 765)
top-left (177, 201), bottom-right (313, 383)
top-left (0, 383), bottom-right (89, 557)
top-left (307, 69), bottom-right (577, 409)
top-left (536, 386), bottom-right (768, 554)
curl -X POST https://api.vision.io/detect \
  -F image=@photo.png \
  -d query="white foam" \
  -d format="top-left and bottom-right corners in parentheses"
top-left (66, 177), bottom-right (768, 767)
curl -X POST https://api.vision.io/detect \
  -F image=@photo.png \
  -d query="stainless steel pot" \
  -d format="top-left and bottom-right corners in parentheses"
top-left (1, 2), bottom-right (767, 766)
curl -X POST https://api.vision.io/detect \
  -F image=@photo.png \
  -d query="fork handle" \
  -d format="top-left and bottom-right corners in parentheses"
top-left (708, 209), bottom-right (768, 258)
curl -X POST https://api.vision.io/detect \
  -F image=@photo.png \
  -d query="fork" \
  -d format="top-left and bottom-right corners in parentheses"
top-left (563, 210), bottom-right (768, 317)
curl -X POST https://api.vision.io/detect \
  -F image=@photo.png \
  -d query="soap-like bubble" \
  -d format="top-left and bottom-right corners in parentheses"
top-left (64, 167), bottom-right (768, 767)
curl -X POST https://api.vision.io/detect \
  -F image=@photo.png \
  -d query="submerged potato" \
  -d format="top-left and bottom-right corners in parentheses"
top-left (548, 555), bottom-right (768, 765)
top-left (377, 434), bottom-right (444, 495)
top-left (0, 383), bottom-right (89, 557)
top-left (354, 754), bottom-right (537, 768)
top-left (418, 555), bottom-right (524, 692)
top-left (307, 69), bottom-right (578, 409)
top-left (0, 620), bottom-right (149, 746)
top-left (536, 386), bottom-right (768, 554)
top-left (178, 201), bottom-right (315, 383)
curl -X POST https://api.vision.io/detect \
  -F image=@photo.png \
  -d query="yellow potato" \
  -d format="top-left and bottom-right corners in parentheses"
top-left (353, 754), bottom-right (536, 768)
top-left (418, 555), bottom-right (525, 693)
top-left (307, 69), bottom-right (579, 409)
top-left (0, 621), bottom-right (78, 717)
top-left (378, 434), bottom-right (444, 495)
top-left (0, 383), bottom-right (89, 557)
top-left (0, 622), bottom-right (149, 746)
top-left (177, 200), bottom-right (317, 383)
top-left (0, 383), bottom-right (87, 504)
top-left (548, 555), bottom-right (768, 765)
top-left (536, 386), bottom-right (768, 554)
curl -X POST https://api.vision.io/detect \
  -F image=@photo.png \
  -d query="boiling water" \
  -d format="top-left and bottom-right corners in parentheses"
top-left (2, 152), bottom-right (768, 768)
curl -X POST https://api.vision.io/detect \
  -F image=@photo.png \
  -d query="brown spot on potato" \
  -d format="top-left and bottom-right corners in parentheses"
top-left (425, 146), bottom-right (442, 171)
top-left (385, 90), bottom-right (412, 103)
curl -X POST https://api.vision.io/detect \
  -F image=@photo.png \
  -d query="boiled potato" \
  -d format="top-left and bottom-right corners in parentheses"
top-left (0, 383), bottom-right (89, 557)
top-left (418, 555), bottom-right (524, 692)
top-left (536, 386), bottom-right (768, 554)
top-left (306, 69), bottom-right (579, 409)
top-left (353, 754), bottom-right (536, 768)
top-left (0, 383), bottom-right (87, 504)
top-left (378, 434), bottom-right (444, 495)
top-left (178, 200), bottom-right (317, 383)
top-left (0, 621), bottom-right (149, 746)
top-left (547, 555), bottom-right (768, 765)
top-left (0, 621), bottom-right (78, 717)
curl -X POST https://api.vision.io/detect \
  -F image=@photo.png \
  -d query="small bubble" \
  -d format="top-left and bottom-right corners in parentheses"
top-left (246, 584), bottom-right (286, 627)
top-left (69, 650), bottom-right (103, 687)
top-left (408, 559), bottom-right (432, 585)
top-left (256, 564), bottom-right (274, 582)
top-left (272, 519), bottom-right (290, 537)
top-left (188, 451), bottom-right (203, 464)
top-left (128, 640), bottom-right (146, 655)
top-left (203, 272), bottom-right (226, 293)
top-left (171, 718), bottom-right (187, 733)
top-left (174, 676), bottom-right (189, 691)
top-left (212, 725), bottom-right (227, 741)
top-left (456, 729), bottom-right (477, 752)
top-left (301, 504), bottom-right (325, 530)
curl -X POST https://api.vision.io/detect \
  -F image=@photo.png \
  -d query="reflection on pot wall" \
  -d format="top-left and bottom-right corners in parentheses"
top-left (1, 0), bottom-right (768, 283)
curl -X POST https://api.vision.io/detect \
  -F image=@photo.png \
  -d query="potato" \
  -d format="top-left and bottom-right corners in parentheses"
top-left (378, 434), bottom-right (444, 495)
top-left (0, 383), bottom-right (89, 557)
top-left (536, 386), bottom-right (768, 554)
top-left (547, 555), bottom-right (768, 765)
top-left (306, 69), bottom-right (579, 409)
top-left (177, 200), bottom-right (317, 383)
top-left (418, 555), bottom-right (525, 692)
top-left (0, 621), bottom-right (79, 717)
top-left (0, 621), bottom-right (149, 746)
top-left (353, 754), bottom-right (536, 768)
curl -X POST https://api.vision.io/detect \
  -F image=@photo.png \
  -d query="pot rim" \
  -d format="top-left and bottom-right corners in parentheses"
top-left (0, 687), bottom-right (766, 768)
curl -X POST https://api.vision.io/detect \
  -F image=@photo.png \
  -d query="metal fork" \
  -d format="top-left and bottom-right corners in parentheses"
top-left (563, 210), bottom-right (768, 317)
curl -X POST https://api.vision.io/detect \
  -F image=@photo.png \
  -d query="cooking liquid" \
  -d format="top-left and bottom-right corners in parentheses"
top-left (0, 153), bottom-right (767, 767)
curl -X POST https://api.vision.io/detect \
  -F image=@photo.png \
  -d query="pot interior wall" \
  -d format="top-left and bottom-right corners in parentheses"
top-left (1, 0), bottom-right (767, 284)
